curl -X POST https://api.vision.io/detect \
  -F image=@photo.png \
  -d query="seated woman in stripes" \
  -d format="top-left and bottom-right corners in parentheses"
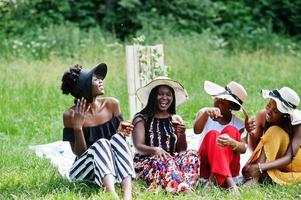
top-left (61, 63), bottom-right (135, 200)
top-left (242, 87), bottom-right (301, 186)
top-left (132, 77), bottom-right (200, 193)
top-left (193, 81), bottom-right (255, 193)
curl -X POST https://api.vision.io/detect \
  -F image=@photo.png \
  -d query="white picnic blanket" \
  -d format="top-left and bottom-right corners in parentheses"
top-left (29, 141), bottom-right (75, 179)
top-left (29, 129), bottom-right (251, 180)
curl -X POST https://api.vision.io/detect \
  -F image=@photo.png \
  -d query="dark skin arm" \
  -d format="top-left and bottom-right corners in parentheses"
top-left (172, 115), bottom-right (187, 152)
top-left (132, 116), bottom-right (172, 159)
top-left (218, 107), bottom-right (256, 154)
top-left (243, 110), bottom-right (301, 178)
top-left (63, 98), bottom-right (89, 156)
top-left (195, 107), bottom-right (254, 154)
top-left (193, 107), bottom-right (222, 134)
top-left (259, 125), bottom-right (301, 170)
top-left (248, 110), bottom-right (266, 151)
top-left (63, 97), bottom-right (129, 156)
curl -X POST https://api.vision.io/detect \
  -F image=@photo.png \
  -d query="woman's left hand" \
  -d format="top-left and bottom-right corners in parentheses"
top-left (216, 133), bottom-right (236, 147)
top-left (118, 121), bottom-right (134, 137)
top-left (245, 117), bottom-right (256, 135)
top-left (172, 120), bottom-right (186, 136)
top-left (242, 164), bottom-right (261, 179)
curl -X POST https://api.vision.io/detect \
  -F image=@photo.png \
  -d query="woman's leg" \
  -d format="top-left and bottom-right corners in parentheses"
top-left (121, 176), bottom-right (132, 200)
top-left (69, 139), bottom-right (119, 197)
top-left (103, 174), bottom-right (118, 199)
top-left (198, 125), bottom-right (240, 188)
top-left (110, 133), bottom-right (135, 198)
top-left (226, 177), bottom-right (239, 194)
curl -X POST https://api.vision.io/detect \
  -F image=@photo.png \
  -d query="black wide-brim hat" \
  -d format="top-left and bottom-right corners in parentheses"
top-left (71, 63), bottom-right (107, 103)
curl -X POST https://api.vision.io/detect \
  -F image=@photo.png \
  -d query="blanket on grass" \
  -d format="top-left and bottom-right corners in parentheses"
top-left (29, 129), bottom-right (251, 181)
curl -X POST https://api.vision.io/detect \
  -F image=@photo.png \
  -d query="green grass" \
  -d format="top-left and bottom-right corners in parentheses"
top-left (1, 32), bottom-right (301, 199)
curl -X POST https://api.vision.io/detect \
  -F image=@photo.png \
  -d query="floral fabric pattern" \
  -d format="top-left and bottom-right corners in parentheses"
top-left (134, 150), bottom-right (200, 193)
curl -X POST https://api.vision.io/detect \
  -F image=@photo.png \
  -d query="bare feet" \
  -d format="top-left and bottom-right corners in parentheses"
top-left (243, 177), bottom-right (259, 187)
top-left (229, 185), bottom-right (240, 195)
top-left (226, 177), bottom-right (240, 195)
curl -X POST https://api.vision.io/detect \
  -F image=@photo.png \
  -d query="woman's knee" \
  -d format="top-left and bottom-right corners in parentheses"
top-left (221, 125), bottom-right (238, 134)
top-left (221, 125), bottom-right (240, 139)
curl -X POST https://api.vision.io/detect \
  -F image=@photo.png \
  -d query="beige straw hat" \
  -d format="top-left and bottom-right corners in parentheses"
top-left (204, 80), bottom-right (247, 110)
top-left (262, 87), bottom-right (301, 125)
top-left (136, 76), bottom-right (189, 106)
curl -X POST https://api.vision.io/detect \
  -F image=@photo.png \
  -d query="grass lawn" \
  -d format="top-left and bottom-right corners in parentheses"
top-left (1, 34), bottom-right (301, 199)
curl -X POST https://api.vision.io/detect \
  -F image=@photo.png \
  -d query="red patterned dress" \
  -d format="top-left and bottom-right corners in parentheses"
top-left (134, 116), bottom-right (200, 193)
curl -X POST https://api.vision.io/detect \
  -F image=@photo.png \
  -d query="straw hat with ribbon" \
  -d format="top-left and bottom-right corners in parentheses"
top-left (204, 80), bottom-right (247, 111)
top-left (262, 87), bottom-right (301, 125)
top-left (136, 76), bottom-right (189, 106)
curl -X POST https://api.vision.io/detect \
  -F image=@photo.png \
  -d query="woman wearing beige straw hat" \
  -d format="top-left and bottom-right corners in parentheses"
top-left (242, 87), bottom-right (301, 186)
top-left (61, 63), bottom-right (135, 200)
top-left (132, 76), bottom-right (200, 193)
top-left (193, 80), bottom-right (255, 193)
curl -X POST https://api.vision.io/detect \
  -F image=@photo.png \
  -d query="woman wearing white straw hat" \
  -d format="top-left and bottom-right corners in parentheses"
top-left (193, 80), bottom-right (255, 193)
top-left (61, 63), bottom-right (135, 200)
top-left (242, 87), bottom-right (301, 186)
top-left (132, 77), bottom-right (200, 193)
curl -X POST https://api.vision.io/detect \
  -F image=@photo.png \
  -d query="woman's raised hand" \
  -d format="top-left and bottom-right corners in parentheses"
top-left (245, 116), bottom-right (256, 136)
top-left (204, 107), bottom-right (223, 119)
top-left (72, 98), bottom-right (90, 130)
top-left (172, 120), bottom-right (186, 136)
top-left (118, 121), bottom-right (134, 137)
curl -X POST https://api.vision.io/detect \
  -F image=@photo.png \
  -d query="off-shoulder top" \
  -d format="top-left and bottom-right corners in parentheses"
top-left (63, 115), bottom-right (123, 148)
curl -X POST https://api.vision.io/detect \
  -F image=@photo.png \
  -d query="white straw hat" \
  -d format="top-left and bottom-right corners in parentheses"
top-left (136, 76), bottom-right (189, 106)
top-left (262, 87), bottom-right (301, 125)
top-left (204, 80), bottom-right (247, 110)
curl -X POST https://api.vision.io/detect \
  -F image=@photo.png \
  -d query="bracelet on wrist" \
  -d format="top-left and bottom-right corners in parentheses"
top-left (232, 142), bottom-right (239, 151)
top-left (258, 163), bottom-right (263, 174)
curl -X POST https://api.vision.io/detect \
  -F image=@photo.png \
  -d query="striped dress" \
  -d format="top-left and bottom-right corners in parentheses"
top-left (63, 115), bottom-right (135, 186)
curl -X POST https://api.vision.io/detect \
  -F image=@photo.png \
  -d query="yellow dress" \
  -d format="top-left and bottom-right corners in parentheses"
top-left (248, 126), bottom-right (301, 184)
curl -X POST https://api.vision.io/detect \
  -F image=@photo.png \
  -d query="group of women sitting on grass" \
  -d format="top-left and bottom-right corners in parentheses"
top-left (60, 63), bottom-right (301, 199)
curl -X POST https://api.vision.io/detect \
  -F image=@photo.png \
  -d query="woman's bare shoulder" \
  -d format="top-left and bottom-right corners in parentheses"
top-left (98, 97), bottom-right (121, 116)
top-left (99, 97), bottom-right (119, 106)
top-left (63, 107), bottom-right (74, 127)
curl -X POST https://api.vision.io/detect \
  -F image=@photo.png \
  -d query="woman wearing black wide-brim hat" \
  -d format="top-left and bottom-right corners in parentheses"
top-left (61, 63), bottom-right (135, 200)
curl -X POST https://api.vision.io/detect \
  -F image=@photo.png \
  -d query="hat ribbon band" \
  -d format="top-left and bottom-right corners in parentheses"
top-left (270, 90), bottom-right (297, 109)
top-left (225, 86), bottom-right (243, 105)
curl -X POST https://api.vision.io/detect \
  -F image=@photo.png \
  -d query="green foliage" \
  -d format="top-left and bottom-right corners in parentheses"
top-left (0, 0), bottom-right (70, 37)
top-left (245, 0), bottom-right (301, 35)
top-left (0, 23), bottom-right (115, 61)
top-left (1, 0), bottom-right (301, 44)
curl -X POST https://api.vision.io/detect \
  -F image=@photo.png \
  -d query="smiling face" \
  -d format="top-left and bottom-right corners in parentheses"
top-left (91, 74), bottom-right (104, 96)
top-left (265, 99), bottom-right (284, 123)
top-left (156, 85), bottom-right (174, 112)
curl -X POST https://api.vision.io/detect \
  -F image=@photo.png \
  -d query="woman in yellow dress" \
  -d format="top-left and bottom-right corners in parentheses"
top-left (243, 87), bottom-right (301, 185)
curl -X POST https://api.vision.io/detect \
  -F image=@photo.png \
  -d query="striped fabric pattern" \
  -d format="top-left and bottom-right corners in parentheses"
top-left (69, 133), bottom-right (135, 186)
